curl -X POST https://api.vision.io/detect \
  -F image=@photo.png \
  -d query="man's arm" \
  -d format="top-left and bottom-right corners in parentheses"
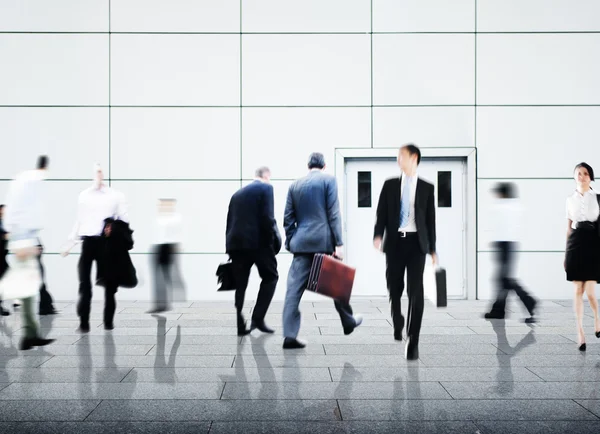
top-left (283, 186), bottom-right (297, 250)
top-left (426, 183), bottom-right (437, 255)
top-left (325, 178), bottom-right (343, 247)
top-left (261, 184), bottom-right (277, 234)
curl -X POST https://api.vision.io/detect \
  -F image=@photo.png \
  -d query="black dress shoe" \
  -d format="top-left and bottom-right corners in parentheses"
top-left (20, 337), bottom-right (55, 351)
top-left (0, 307), bottom-right (10, 316)
top-left (39, 308), bottom-right (59, 316)
top-left (579, 343), bottom-right (587, 352)
top-left (78, 323), bottom-right (90, 333)
top-left (405, 337), bottom-right (419, 360)
top-left (250, 320), bottom-right (274, 334)
top-left (237, 325), bottom-right (251, 336)
top-left (394, 330), bottom-right (403, 341)
top-left (104, 323), bottom-right (114, 331)
top-left (343, 315), bottom-right (363, 335)
top-left (484, 312), bottom-right (505, 320)
top-left (595, 331), bottom-right (600, 339)
top-left (283, 337), bottom-right (306, 349)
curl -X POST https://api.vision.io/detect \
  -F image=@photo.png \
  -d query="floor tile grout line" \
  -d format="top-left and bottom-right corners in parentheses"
top-left (572, 399), bottom-right (600, 420)
top-left (207, 420), bottom-right (214, 434)
top-left (231, 356), bottom-right (236, 368)
top-left (36, 355), bottom-right (55, 367)
top-left (145, 344), bottom-right (156, 356)
top-left (218, 382), bottom-right (226, 400)
top-left (437, 381), bottom-right (455, 399)
top-left (335, 399), bottom-right (343, 421)
top-left (328, 367), bottom-right (334, 382)
top-left (120, 367), bottom-right (135, 383)
top-left (82, 399), bottom-right (103, 421)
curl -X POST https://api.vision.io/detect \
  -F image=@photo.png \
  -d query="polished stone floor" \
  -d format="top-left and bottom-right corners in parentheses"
top-left (1, 297), bottom-right (600, 433)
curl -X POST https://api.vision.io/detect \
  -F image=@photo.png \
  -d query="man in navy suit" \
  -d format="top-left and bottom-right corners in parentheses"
top-left (226, 166), bottom-right (281, 336)
top-left (282, 153), bottom-right (362, 349)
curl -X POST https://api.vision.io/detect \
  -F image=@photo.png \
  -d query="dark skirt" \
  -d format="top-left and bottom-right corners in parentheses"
top-left (565, 225), bottom-right (600, 282)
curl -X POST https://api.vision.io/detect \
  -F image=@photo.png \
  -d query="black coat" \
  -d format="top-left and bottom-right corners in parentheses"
top-left (226, 180), bottom-right (281, 254)
top-left (97, 218), bottom-right (138, 289)
top-left (0, 226), bottom-right (8, 279)
top-left (374, 176), bottom-right (437, 255)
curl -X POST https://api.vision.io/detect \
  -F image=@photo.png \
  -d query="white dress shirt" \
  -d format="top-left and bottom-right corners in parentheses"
top-left (492, 198), bottom-right (522, 242)
top-left (69, 184), bottom-right (129, 240)
top-left (566, 189), bottom-right (600, 229)
top-left (154, 212), bottom-right (182, 245)
top-left (399, 172), bottom-right (418, 232)
top-left (3, 169), bottom-right (46, 233)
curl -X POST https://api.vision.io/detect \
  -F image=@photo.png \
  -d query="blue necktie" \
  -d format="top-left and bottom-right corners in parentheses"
top-left (399, 176), bottom-right (411, 228)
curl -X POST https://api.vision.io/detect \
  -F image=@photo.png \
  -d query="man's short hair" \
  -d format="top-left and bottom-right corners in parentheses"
top-left (308, 152), bottom-right (326, 170)
top-left (37, 155), bottom-right (49, 170)
top-left (400, 144), bottom-right (421, 165)
top-left (255, 166), bottom-right (271, 178)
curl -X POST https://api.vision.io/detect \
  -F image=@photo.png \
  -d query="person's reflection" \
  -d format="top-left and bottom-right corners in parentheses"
top-left (76, 333), bottom-right (93, 399)
top-left (153, 315), bottom-right (180, 384)
top-left (0, 319), bottom-right (17, 382)
top-left (491, 320), bottom-right (535, 395)
top-left (334, 361), bottom-right (361, 417)
top-left (37, 314), bottom-right (55, 339)
top-left (250, 334), bottom-right (276, 400)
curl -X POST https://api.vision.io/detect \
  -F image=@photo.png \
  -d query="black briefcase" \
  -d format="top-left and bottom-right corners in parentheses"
top-left (216, 261), bottom-right (236, 291)
top-left (435, 267), bottom-right (447, 307)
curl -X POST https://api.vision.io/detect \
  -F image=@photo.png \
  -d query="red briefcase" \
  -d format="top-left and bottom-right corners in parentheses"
top-left (306, 254), bottom-right (356, 305)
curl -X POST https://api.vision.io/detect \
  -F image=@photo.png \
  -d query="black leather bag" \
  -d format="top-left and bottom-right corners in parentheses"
top-left (216, 261), bottom-right (236, 291)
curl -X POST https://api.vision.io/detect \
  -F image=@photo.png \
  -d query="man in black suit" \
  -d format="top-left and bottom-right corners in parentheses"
top-left (226, 166), bottom-right (281, 336)
top-left (373, 144), bottom-right (437, 360)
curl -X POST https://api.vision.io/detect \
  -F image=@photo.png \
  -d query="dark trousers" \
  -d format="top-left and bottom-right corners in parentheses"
top-left (229, 248), bottom-right (278, 325)
top-left (77, 237), bottom-right (117, 325)
top-left (385, 233), bottom-right (426, 341)
top-left (151, 244), bottom-right (175, 309)
top-left (283, 253), bottom-right (356, 339)
top-left (37, 240), bottom-right (54, 312)
top-left (490, 241), bottom-right (535, 315)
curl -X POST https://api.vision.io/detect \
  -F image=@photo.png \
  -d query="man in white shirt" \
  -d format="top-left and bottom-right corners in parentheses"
top-left (484, 183), bottom-right (537, 322)
top-left (62, 164), bottom-right (129, 332)
top-left (2, 156), bottom-right (55, 350)
top-left (148, 198), bottom-right (182, 313)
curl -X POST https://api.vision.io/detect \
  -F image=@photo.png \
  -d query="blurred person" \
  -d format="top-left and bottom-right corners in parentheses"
top-left (226, 167), bottom-right (281, 336)
top-left (483, 183), bottom-right (537, 322)
top-left (564, 162), bottom-right (600, 351)
top-left (148, 198), bottom-right (182, 314)
top-left (1, 156), bottom-right (55, 350)
top-left (0, 204), bottom-right (10, 316)
top-left (282, 153), bottom-right (362, 349)
top-left (373, 144), bottom-right (437, 360)
top-left (61, 163), bottom-right (129, 333)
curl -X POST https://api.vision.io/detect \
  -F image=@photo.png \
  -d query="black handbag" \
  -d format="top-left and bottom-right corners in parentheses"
top-left (216, 261), bottom-right (236, 291)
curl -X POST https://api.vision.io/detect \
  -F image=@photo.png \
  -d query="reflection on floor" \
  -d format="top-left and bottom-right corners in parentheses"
top-left (1, 298), bottom-right (600, 433)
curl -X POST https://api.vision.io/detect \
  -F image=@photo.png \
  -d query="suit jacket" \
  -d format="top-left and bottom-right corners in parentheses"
top-left (284, 170), bottom-right (343, 254)
top-left (97, 218), bottom-right (137, 289)
top-left (373, 176), bottom-right (436, 255)
top-left (226, 180), bottom-right (281, 254)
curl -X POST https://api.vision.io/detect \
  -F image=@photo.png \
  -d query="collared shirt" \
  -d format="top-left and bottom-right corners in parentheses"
top-left (492, 198), bottom-right (521, 242)
top-left (154, 212), bottom-right (182, 245)
top-left (69, 184), bottom-right (129, 240)
top-left (399, 172), bottom-right (418, 232)
top-left (3, 169), bottom-right (46, 233)
top-left (566, 189), bottom-right (600, 229)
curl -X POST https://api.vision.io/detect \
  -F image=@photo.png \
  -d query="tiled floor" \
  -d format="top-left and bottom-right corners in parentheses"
top-left (1, 298), bottom-right (600, 433)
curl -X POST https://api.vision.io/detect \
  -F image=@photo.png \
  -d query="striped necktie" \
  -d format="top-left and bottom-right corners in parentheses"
top-left (399, 176), bottom-right (412, 228)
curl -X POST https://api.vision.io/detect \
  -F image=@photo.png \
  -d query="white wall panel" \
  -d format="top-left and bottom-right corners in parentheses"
top-left (111, 0), bottom-right (239, 32)
top-left (478, 252), bottom-right (572, 301)
top-left (0, 0), bottom-right (108, 32)
top-left (477, 34), bottom-right (600, 105)
top-left (478, 0), bottom-right (600, 32)
top-left (111, 34), bottom-right (239, 106)
top-left (477, 107), bottom-right (600, 178)
top-left (110, 108), bottom-right (240, 179)
top-left (110, 181), bottom-right (239, 254)
top-left (0, 34), bottom-right (109, 105)
top-left (477, 179), bottom-right (574, 252)
top-left (373, 0), bottom-right (474, 32)
top-left (242, 0), bottom-right (369, 32)
top-left (242, 34), bottom-right (370, 106)
top-left (373, 34), bottom-right (475, 105)
top-left (0, 108), bottom-right (108, 180)
top-left (373, 107), bottom-right (474, 148)
top-left (242, 108), bottom-right (370, 179)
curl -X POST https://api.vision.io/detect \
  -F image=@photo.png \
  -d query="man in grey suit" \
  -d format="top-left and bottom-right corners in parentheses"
top-left (282, 153), bottom-right (362, 349)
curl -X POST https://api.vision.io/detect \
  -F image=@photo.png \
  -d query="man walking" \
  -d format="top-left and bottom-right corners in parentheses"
top-left (2, 156), bottom-right (55, 350)
top-left (282, 153), bottom-right (362, 349)
top-left (62, 164), bottom-right (129, 332)
top-left (484, 183), bottom-right (537, 322)
top-left (373, 144), bottom-right (437, 360)
top-left (226, 167), bottom-right (280, 336)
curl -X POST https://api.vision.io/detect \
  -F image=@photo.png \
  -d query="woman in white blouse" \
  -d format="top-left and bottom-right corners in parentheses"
top-left (565, 162), bottom-right (600, 351)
